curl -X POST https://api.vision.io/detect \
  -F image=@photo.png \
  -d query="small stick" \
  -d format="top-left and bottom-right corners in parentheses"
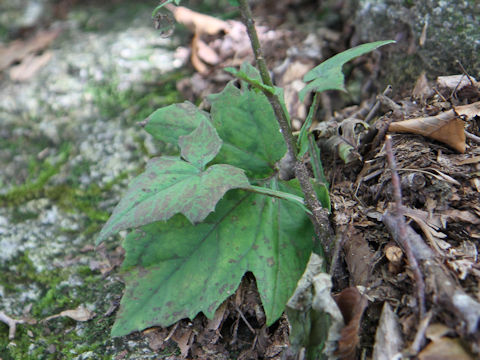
top-left (385, 135), bottom-right (426, 318)
top-left (0, 311), bottom-right (24, 340)
top-left (365, 85), bottom-right (392, 124)
top-left (465, 130), bottom-right (480, 144)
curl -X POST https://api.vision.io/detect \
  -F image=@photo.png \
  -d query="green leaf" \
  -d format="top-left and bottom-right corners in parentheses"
top-left (179, 119), bottom-right (222, 170)
top-left (97, 156), bottom-right (250, 244)
top-left (111, 180), bottom-right (314, 337)
top-left (143, 101), bottom-right (208, 145)
top-left (299, 40), bottom-right (395, 101)
top-left (208, 82), bottom-right (286, 178)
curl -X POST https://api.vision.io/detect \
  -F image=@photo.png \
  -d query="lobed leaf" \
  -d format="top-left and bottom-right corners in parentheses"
top-left (299, 40), bottom-right (395, 101)
top-left (143, 101), bottom-right (208, 145)
top-left (178, 118), bottom-right (222, 170)
top-left (208, 82), bottom-right (287, 178)
top-left (111, 179), bottom-right (314, 337)
top-left (96, 156), bottom-right (249, 244)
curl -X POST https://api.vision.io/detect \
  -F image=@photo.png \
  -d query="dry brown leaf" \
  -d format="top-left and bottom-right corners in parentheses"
top-left (171, 327), bottom-right (193, 358)
top-left (441, 209), bottom-right (480, 224)
top-left (412, 72), bottom-right (433, 103)
top-left (0, 29), bottom-right (60, 71)
top-left (42, 305), bottom-right (95, 322)
top-left (190, 33), bottom-right (209, 74)
top-left (170, 6), bottom-right (229, 36)
top-left (9, 51), bottom-right (53, 81)
top-left (334, 287), bottom-right (368, 360)
top-left (454, 101), bottom-right (480, 120)
top-left (388, 110), bottom-right (466, 153)
top-left (342, 226), bottom-right (374, 286)
top-left (418, 337), bottom-right (474, 360)
top-left (436, 75), bottom-right (477, 93)
top-left (196, 38), bottom-right (221, 66)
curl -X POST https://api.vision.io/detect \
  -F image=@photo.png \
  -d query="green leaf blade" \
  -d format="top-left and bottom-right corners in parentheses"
top-left (208, 82), bottom-right (287, 178)
top-left (143, 101), bottom-right (209, 144)
top-left (299, 40), bottom-right (395, 101)
top-left (111, 180), bottom-right (314, 337)
top-left (96, 157), bottom-right (250, 244)
top-left (179, 119), bottom-right (223, 169)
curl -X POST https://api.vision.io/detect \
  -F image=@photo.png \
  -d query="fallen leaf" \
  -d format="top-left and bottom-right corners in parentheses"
top-left (42, 305), bottom-right (95, 322)
top-left (169, 6), bottom-right (229, 36)
top-left (334, 287), bottom-right (368, 360)
top-left (388, 109), bottom-right (466, 153)
top-left (412, 72), bottom-right (433, 103)
top-left (436, 75), bottom-right (477, 93)
top-left (418, 336), bottom-right (474, 360)
top-left (171, 327), bottom-right (193, 358)
top-left (373, 302), bottom-right (403, 360)
top-left (342, 226), bottom-right (375, 286)
top-left (0, 29), bottom-right (60, 71)
top-left (9, 51), bottom-right (53, 81)
top-left (454, 101), bottom-right (480, 120)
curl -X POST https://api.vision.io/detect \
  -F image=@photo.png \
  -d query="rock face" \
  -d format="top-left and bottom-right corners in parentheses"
top-left (353, 0), bottom-right (480, 91)
top-left (0, 2), bottom-right (182, 358)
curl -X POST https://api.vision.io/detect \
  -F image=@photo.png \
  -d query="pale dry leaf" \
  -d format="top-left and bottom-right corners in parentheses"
top-left (0, 29), bottom-right (60, 71)
top-left (388, 110), bottom-right (466, 153)
top-left (196, 38), bottom-right (221, 66)
top-left (454, 101), bottom-right (480, 120)
top-left (373, 302), bottom-right (403, 360)
top-left (170, 6), bottom-right (229, 36)
top-left (412, 72), bottom-right (433, 102)
top-left (425, 323), bottom-right (452, 342)
top-left (172, 327), bottom-right (193, 358)
top-left (436, 75), bottom-right (477, 93)
top-left (441, 209), bottom-right (480, 224)
top-left (190, 33), bottom-right (209, 74)
top-left (43, 305), bottom-right (95, 322)
top-left (418, 336), bottom-right (474, 360)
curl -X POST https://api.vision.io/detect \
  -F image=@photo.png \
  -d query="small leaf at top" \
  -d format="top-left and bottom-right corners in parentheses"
top-left (179, 119), bottom-right (222, 169)
top-left (299, 40), bottom-right (395, 101)
top-left (208, 82), bottom-right (286, 178)
top-left (96, 156), bottom-right (250, 244)
top-left (143, 101), bottom-right (208, 145)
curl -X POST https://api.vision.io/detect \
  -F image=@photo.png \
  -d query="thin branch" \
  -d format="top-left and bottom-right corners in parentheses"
top-left (385, 135), bottom-right (426, 318)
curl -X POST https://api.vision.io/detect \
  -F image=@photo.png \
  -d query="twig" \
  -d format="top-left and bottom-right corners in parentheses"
top-left (465, 130), bottom-right (480, 144)
top-left (409, 310), bottom-right (432, 354)
top-left (0, 311), bottom-right (24, 340)
top-left (237, 0), bottom-right (334, 260)
top-left (365, 85), bottom-right (392, 124)
top-left (385, 135), bottom-right (426, 318)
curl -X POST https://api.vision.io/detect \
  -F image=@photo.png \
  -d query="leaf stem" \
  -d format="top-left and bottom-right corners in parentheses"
top-left (237, 0), bottom-right (334, 260)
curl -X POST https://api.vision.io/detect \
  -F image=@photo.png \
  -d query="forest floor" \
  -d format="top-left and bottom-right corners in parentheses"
top-left (1, 1), bottom-right (479, 359)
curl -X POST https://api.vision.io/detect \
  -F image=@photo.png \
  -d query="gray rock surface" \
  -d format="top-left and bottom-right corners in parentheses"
top-left (0, 2), bottom-right (182, 358)
top-left (353, 0), bottom-right (480, 90)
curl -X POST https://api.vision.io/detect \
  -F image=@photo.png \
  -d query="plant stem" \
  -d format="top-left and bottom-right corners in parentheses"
top-left (237, 0), bottom-right (334, 260)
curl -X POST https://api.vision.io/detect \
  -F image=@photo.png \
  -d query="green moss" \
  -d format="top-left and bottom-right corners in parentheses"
top-left (0, 250), bottom-right (125, 359)
top-left (0, 144), bottom-right (71, 207)
top-left (88, 69), bottom-right (186, 124)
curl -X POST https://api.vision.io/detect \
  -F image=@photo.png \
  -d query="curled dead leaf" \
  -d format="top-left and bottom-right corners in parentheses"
top-left (388, 109), bottom-right (466, 153)
top-left (334, 287), bottom-right (368, 360)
